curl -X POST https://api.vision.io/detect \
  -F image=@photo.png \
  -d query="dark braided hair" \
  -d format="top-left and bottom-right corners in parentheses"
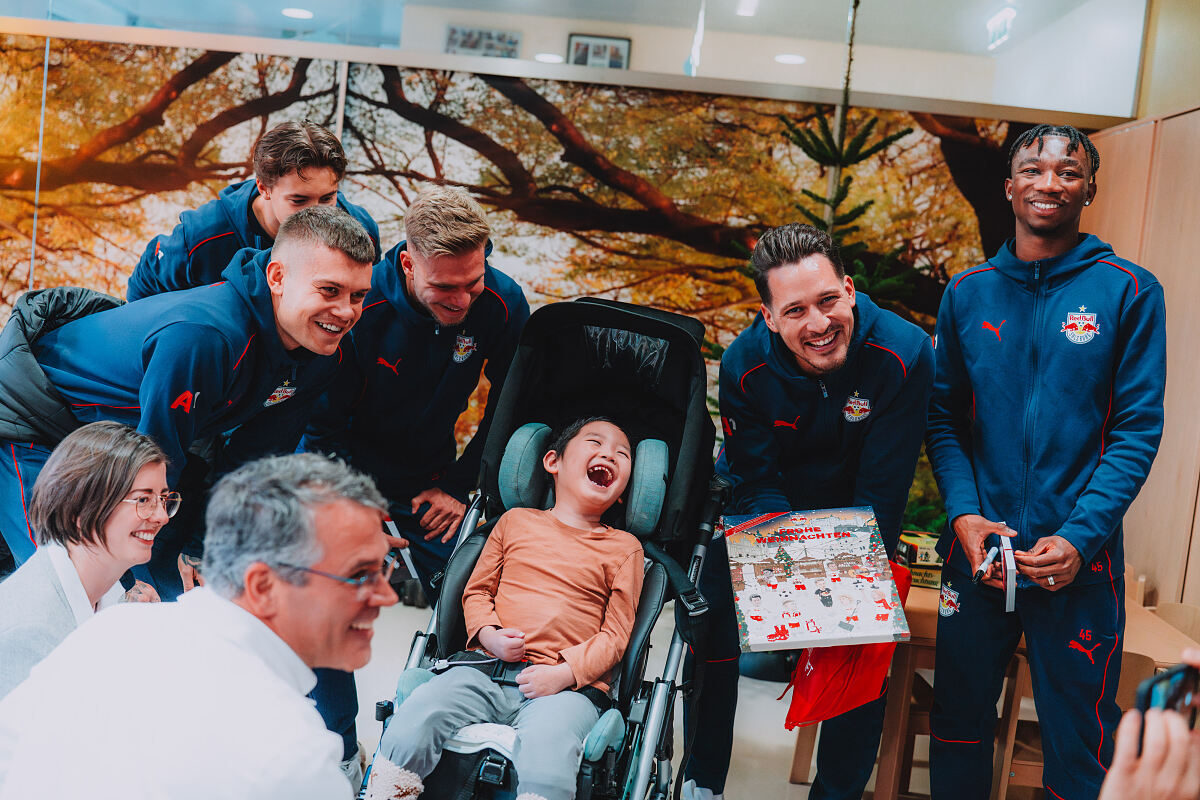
top-left (1007, 124), bottom-right (1100, 180)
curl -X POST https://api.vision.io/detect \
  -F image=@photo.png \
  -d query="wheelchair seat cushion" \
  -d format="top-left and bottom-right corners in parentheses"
top-left (443, 723), bottom-right (518, 760)
top-left (393, 667), bottom-right (435, 706)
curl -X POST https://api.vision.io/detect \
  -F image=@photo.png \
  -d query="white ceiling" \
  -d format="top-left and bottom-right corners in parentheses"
top-left (28, 0), bottom-right (1101, 55)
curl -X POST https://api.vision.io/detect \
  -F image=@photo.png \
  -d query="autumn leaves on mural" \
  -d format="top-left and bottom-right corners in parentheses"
top-left (0, 36), bottom-right (1030, 523)
top-left (342, 66), bottom-right (1001, 341)
top-left (2, 35), bottom-right (1020, 342)
top-left (0, 37), bottom-right (340, 309)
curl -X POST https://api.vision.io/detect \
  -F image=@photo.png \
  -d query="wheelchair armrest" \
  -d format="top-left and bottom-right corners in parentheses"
top-left (582, 708), bottom-right (626, 763)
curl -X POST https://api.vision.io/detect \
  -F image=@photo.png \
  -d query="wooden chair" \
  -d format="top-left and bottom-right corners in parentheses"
top-left (1155, 602), bottom-right (1200, 643)
top-left (1115, 652), bottom-right (1159, 712)
top-left (994, 651), bottom-right (1157, 799)
top-left (1125, 562), bottom-right (1147, 606)
top-left (789, 655), bottom-right (1018, 799)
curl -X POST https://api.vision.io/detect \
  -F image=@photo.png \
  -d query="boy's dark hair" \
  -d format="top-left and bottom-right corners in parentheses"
top-left (253, 120), bottom-right (348, 188)
top-left (750, 223), bottom-right (844, 306)
top-left (1007, 124), bottom-right (1100, 180)
top-left (546, 416), bottom-right (625, 462)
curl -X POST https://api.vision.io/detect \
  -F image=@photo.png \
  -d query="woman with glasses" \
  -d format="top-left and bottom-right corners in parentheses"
top-left (0, 421), bottom-right (180, 699)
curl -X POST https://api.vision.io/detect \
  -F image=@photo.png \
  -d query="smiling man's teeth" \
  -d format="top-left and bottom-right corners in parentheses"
top-left (808, 332), bottom-right (836, 348)
top-left (1032, 201), bottom-right (1061, 210)
top-left (350, 622), bottom-right (373, 631)
top-left (316, 322), bottom-right (341, 333)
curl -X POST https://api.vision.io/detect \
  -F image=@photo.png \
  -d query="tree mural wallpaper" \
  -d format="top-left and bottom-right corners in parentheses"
top-left (0, 34), bottom-right (1038, 527)
top-left (0, 37), bottom-right (338, 307)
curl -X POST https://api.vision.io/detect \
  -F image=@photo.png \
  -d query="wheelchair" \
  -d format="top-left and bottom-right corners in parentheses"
top-left (363, 298), bottom-right (725, 800)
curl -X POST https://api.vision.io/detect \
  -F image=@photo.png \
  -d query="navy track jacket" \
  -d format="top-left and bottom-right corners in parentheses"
top-left (716, 292), bottom-right (934, 552)
top-left (927, 234), bottom-right (1166, 587)
top-left (35, 248), bottom-right (341, 484)
top-left (303, 240), bottom-right (530, 503)
top-left (126, 178), bottom-right (381, 301)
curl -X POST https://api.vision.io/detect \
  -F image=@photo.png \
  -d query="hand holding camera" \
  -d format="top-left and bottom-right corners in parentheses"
top-left (1099, 649), bottom-right (1200, 800)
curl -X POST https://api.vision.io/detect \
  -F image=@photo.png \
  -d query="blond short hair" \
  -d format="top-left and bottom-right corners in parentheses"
top-left (403, 186), bottom-right (490, 258)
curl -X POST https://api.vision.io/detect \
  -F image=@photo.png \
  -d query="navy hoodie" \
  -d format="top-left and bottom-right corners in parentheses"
top-left (126, 178), bottom-right (381, 301)
top-left (303, 240), bottom-right (530, 503)
top-left (927, 234), bottom-right (1165, 587)
top-left (716, 292), bottom-right (934, 553)
top-left (35, 249), bottom-right (341, 484)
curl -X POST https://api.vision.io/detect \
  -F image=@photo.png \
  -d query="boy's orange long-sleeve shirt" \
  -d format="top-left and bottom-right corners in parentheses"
top-left (462, 507), bottom-right (645, 692)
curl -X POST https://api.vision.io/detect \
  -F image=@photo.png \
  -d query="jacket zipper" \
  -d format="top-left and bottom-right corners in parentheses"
top-left (818, 380), bottom-right (828, 399)
top-left (1018, 262), bottom-right (1042, 546)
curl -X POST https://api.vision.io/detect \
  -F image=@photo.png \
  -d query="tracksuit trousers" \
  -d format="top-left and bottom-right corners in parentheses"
top-left (0, 441), bottom-right (52, 565)
top-left (930, 563), bottom-right (1124, 800)
top-left (684, 534), bottom-right (889, 798)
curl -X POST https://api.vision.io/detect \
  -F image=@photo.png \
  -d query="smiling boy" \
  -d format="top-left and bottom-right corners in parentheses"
top-left (366, 417), bottom-right (645, 800)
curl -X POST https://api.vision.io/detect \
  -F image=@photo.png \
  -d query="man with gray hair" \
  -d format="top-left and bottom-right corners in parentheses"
top-left (0, 453), bottom-right (398, 799)
top-left (0, 206), bottom-right (375, 599)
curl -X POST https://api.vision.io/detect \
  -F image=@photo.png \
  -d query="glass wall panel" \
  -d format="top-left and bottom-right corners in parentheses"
top-left (0, 0), bottom-right (1146, 116)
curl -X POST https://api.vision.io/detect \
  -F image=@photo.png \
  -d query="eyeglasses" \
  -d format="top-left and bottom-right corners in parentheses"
top-left (277, 552), bottom-right (400, 598)
top-left (121, 492), bottom-right (182, 520)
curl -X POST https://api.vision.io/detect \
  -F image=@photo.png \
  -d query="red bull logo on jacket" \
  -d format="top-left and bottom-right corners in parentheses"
top-left (938, 582), bottom-right (961, 617)
top-left (452, 334), bottom-right (477, 363)
top-left (842, 391), bottom-right (871, 423)
top-left (263, 379), bottom-right (297, 407)
top-left (1062, 306), bottom-right (1100, 344)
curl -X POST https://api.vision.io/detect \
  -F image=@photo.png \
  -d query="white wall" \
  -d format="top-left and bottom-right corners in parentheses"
top-left (1137, 0), bottom-right (1200, 117)
top-left (991, 0), bottom-right (1146, 117)
top-left (401, 3), bottom-right (1142, 117)
top-left (401, 5), bottom-right (995, 106)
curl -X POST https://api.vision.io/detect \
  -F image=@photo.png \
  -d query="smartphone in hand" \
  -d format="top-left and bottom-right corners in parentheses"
top-left (1135, 663), bottom-right (1200, 754)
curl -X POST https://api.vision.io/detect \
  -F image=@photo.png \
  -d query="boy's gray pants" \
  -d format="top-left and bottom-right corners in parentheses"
top-left (378, 665), bottom-right (600, 800)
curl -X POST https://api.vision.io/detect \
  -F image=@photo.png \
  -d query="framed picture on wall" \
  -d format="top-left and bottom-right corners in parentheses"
top-left (445, 26), bottom-right (522, 59)
top-left (567, 34), bottom-right (631, 70)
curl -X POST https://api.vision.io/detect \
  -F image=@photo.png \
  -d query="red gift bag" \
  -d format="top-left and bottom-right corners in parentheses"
top-left (780, 561), bottom-right (913, 729)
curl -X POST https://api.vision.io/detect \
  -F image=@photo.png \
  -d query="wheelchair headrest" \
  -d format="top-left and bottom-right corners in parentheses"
top-left (497, 423), bottom-right (553, 511)
top-left (497, 422), bottom-right (668, 538)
